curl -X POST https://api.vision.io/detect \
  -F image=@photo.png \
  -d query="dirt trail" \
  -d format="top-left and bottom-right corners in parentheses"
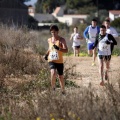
top-left (64, 56), bottom-right (120, 89)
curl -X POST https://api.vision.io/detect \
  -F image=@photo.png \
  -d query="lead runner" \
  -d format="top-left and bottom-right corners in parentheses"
top-left (44, 25), bottom-right (68, 94)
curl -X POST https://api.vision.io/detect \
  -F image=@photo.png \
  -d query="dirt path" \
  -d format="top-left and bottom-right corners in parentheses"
top-left (64, 56), bottom-right (120, 89)
top-left (5, 56), bottom-right (120, 93)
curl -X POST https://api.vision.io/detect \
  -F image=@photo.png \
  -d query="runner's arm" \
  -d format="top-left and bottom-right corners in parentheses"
top-left (70, 33), bottom-right (73, 40)
top-left (108, 34), bottom-right (117, 45)
top-left (83, 26), bottom-right (89, 39)
top-left (97, 26), bottom-right (100, 34)
top-left (77, 33), bottom-right (83, 40)
top-left (60, 38), bottom-right (68, 53)
top-left (93, 35), bottom-right (99, 49)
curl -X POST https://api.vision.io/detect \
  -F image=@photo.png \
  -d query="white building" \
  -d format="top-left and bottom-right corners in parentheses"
top-left (52, 6), bottom-right (88, 26)
top-left (28, 5), bottom-right (88, 26)
top-left (109, 10), bottom-right (120, 21)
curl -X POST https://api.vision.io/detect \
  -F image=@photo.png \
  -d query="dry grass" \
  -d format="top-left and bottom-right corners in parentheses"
top-left (0, 25), bottom-right (120, 120)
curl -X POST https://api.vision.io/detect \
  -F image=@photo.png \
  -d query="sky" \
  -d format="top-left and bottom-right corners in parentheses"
top-left (24, 0), bottom-right (37, 6)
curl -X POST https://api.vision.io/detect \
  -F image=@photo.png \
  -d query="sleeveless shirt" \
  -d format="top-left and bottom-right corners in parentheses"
top-left (48, 37), bottom-right (63, 63)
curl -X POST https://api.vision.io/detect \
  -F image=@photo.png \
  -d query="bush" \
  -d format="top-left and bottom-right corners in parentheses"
top-left (111, 17), bottom-right (120, 29)
top-left (0, 25), bottom-right (119, 120)
top-left (112, 48), bottom-right (120, 56)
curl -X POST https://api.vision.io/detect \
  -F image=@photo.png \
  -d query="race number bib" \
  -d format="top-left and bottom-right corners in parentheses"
top-left (49, 50), bottom-right (59, 60)
top-left (99, 42), bottom-right (108, 51)
top-left (89, 35), bottom-right (96, 39)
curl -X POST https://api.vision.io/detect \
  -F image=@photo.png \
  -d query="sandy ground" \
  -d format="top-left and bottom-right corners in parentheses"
top-left (64, 56), bottom-right (120, 90)
top-left (4, 56), bottom-right (120, 93)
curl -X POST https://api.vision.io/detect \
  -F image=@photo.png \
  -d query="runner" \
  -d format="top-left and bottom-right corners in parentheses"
top-left (83, 18), bottom-right (100, 66)
top-left (93, 25), bottom-right (117, 86)
top-left (70, 27), bottom-right (83, 56)
top-left (104, 18), bottom-right (118, 53)
top-left (44, 25), bottom-right (68, 94)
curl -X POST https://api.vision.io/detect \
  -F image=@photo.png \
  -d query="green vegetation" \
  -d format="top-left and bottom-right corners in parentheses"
top-left (35, 0), bottom-right (120, 14)
top-left (112, 48), bottom-right (120, 56)
top-left (64, 52), bottom-right (88, 57)
top-left (34, 0), bottom-right (120, 29)
top-left (111, 17), bottom-right (120, 30)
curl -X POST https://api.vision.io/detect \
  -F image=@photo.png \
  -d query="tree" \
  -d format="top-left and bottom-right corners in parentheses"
top-left (66, 0), bottom-right (94, 9)
top-left (20, 0), bottom-right (30, 3)
top-left (92, 0), bottom-right (120, 10)
top-left (35, 0), bottom-right (66, 13)
top-left (111, 17), bottom-right (120, 29)
top-left (35, 0), bottom-right (43, 13)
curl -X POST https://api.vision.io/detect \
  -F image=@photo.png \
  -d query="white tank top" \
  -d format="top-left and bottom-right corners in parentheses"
top-left (98, 34), bottom-right (111, 55)
top-left (72, 33), bottom-right (80, 47)
top-left (106, 27), bottom-right (118, 38)
top-left (88, 25), bottom-right (97, 43)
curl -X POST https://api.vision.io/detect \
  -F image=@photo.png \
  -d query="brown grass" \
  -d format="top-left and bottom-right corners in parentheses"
top-left (0, 25), bottom-right (119, 120)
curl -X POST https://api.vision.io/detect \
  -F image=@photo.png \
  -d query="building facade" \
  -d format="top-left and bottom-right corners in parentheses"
top-left (0, 0), bottom-right (28, 26)
top-left (109, 10), bottom-right (120, 21)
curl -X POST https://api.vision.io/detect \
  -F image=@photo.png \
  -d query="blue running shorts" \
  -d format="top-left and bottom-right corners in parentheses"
top-left (87, 42), bottom-right (94, 50)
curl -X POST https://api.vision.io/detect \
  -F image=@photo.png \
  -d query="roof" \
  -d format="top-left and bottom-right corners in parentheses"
top-left (109, 10), bottom-right (120, 15)
top-left (53, 7), bottom-right (61, 15)
top-left (34, 14), bottom-right (55, 22)
top-left (0, 0), bottom-right (28, 9)
top-left (62, 14), bottom-right (88, 19)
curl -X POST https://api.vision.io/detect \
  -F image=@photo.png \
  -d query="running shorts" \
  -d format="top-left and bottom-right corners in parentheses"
top-left (87, 42), bottom-right (94, 50)
top-left (49, 62), bottom-right (64, 75)
top-left (98, 55), bottom-right (111, 61)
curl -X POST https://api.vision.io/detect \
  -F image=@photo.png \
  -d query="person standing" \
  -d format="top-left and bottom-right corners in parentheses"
top-left (93, 25), bottom-right (117, 86)
top-left (44, 25), bottom-right (68, 94)
top-left (70, 27), bottom-right (83, 57)
top-left (83, 18), bottom-right (100, 66)
top-left (104, 19), bottom-right (118, 53)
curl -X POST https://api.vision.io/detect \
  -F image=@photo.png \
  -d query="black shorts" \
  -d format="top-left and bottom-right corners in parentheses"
top-left (49, 62), bottom-right (64, 75)
top-left (74, 45), bottom-right (80, 49)
top-left (98, 55), bottom-right (111, 61)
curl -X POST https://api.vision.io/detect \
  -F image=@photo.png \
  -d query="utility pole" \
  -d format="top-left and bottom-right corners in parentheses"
top-left (97, 0), bottom-right (99, 24)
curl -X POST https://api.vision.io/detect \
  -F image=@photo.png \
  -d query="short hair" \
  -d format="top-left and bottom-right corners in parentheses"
top-left (50, 25), bottom-right (59, 31)
top-left (92, 18), bottom-right (97, 22)
top-left (105, 19), bottom-right (110, 22)
top-left (74, 26), bottom-right (78, 29)
top-left (100, 25), bottom-right (106, 29)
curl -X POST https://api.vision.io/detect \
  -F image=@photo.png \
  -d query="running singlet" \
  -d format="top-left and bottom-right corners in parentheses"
top-left (106, 27), bottom-right (118, 38)
top-left (48, 37), bottom-right (63, 63)
top-left (72, 33), bottom-right (80, 47)
top-left (98, 34), bottom-right (111, 55)
top-left (88, 25), bottom-right (98, 43)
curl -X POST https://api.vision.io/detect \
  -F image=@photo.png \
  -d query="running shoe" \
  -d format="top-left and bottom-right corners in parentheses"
top-left (92, 62), bottom-right (96, 66)
top-left (100, 81), bottom-right (105, 86)
top-left (61, 91), bottom-right (66, 95)
top-left (53, 88), bottom-right (55, 91)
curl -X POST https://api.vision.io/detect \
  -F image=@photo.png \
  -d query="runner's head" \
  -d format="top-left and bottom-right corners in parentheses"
top-left (104, 19), bottom-right (110, 28)
top-left (91, 18), bottom-right (97, 27)
top-left (100, 25), bottom-right (106, 35)
top-left (73, 26), bottom-right (78, 33)
top-left (50, 25), bottom-right (59, 31)
top-left (50, 25), bottom-right (59, 37)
